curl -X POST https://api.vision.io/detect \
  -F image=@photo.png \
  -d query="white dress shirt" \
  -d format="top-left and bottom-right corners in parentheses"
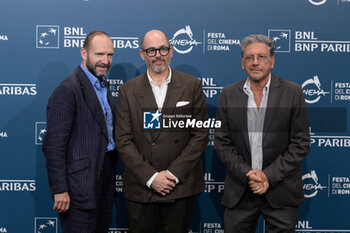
top-left (243, 74), bottom-right (271, 170)
top-left (145, 68), bottom-right (179, 188)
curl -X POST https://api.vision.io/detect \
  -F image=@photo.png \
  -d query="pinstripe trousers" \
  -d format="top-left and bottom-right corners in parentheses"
top-left (59, 151), bottom-right (116, 233)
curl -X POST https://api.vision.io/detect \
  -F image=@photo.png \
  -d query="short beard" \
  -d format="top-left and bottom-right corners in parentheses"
top-left (151, 65), bottom-right (168, 74)
top-left (150, 58), bottom-right (169, 74)
top-left (86, 61), bottom-right (109, 79)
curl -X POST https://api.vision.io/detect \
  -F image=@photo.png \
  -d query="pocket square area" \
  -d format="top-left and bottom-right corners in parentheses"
top-left (176, 101), bottom-right (190, 107)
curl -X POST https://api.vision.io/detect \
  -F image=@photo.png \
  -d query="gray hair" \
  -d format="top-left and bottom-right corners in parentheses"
top-left (240, 34), bottom-right (274, 57)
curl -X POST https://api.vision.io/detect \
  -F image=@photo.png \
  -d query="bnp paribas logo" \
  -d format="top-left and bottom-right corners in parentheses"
top-left (268, 29), bottom-right (291, 53)
top-left (143, 110), bottom-right (161, 129)
top-left (36, 25), bottom-right (59, 49)
top-left (35, 122), bottom-right (47, 145)
top-left (34, 218), bottom-right (57, 233)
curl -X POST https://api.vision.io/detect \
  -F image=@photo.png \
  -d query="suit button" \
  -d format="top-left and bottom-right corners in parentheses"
top-left (152, 142), bottom-right (156, 146)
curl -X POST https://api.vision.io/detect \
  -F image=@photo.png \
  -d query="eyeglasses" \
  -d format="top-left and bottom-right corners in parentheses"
top-left (142, 46), bottom-right (170, 57)
top-left (243, 54), bottom-right (270, 63)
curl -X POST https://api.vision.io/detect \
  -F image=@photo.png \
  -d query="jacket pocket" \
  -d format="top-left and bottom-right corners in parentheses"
top-left (67, 158), bottom-right (90, 174)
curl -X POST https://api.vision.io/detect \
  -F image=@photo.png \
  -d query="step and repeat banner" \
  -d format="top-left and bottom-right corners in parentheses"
top-left (1, 0), bottom-right (350, 232)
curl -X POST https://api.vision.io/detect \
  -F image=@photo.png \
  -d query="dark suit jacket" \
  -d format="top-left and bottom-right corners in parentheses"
top-left (214, 75), bottom-right (310, 209)
top-left (42, 66), bottom-right (117, 209)
top-left (115, 69), bottom-right (208, 202)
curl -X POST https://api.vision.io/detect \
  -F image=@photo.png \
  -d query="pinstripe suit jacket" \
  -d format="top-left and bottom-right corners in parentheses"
top-left (42, 66), bottom-right (117, 209)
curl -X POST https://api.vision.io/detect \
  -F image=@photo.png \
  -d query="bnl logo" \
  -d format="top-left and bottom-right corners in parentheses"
top-left (268, 29), bottom-right (291, 53)
top-left (34, 217), bottom-right (57, 233)
top-left (143, 110), bottom-right (161, 129)
top-left (36, 25), bottom-right (59, 48)
top-left (35, 122), bottom-right (47, 145)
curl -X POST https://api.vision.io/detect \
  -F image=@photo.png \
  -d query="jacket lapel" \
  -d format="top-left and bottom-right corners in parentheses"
top-left (134, 73), bottom-right (159, 142)
top-left (153, 71), bottom-right (185, 140)
top-left (237, 82), bottom-right (251, 157)
top-left (263, 75), bottom-right (282, 134)
top-left (76, 67), bottom-right (108, 139)
top-left (146, 70), bottom-right (185, 141)
top-left (162, 70), bottom-right (185, 116)
top-left (134, 74), bottom-right (158, 110)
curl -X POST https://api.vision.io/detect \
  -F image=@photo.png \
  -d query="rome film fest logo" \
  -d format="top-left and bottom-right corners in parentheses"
top-left (169, 25), bottom-right (202, 54)
top-left (107, 78), bottom-right (125, 98)
top-left (302, 170), bottom-right (327, 198)
top-left (115, 174), bottom-right (123, 193)
top-left (302, 75), bottom-right (330, 104)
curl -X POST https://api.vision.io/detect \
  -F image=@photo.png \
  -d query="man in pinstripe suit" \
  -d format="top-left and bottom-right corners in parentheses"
top-left (42, 31), bottom-right (118, 233)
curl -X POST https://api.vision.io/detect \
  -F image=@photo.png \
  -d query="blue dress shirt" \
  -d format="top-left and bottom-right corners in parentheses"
top-left (80, 64), bottom-right (115, 152)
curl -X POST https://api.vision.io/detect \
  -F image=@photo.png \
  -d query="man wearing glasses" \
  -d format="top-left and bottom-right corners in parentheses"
top-left (115, 30), bottom-right (208, 233)
top-left (214, 34), bottom-right (310, 233)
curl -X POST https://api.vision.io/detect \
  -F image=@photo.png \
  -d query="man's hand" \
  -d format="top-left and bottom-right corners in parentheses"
top-left (151, 171), bottom-right (176, 196)
top-left (247, 170), bottom-right (269, 195)
top-left (53, 192), bottom-right (70, 213)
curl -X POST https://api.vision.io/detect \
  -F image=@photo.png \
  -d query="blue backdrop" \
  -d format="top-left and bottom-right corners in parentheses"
top-left (1, 0), bottom-right (350, 232)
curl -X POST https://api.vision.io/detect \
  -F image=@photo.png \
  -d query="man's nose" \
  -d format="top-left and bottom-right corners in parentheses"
top-left (101, 55), bottom-right (109, 64)
top-left (252, 56), bottom-right (259, 64)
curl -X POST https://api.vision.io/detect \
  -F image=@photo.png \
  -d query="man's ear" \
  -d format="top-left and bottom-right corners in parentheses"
top-left (81, 48), bottom-right (87, 61)
top-left (139, 50), bottom-right (145, 61)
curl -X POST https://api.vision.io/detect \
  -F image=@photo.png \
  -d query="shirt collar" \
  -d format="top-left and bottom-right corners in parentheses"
top-left (147, 67), bottom-right (172, 87)
top-left (80, 63), bottom-right (106, 90)
top-left (243, 73), bottom-right (271, 93)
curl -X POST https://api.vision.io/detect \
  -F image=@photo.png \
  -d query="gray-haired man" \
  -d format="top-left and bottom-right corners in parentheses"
top-left (215, 34), bottom-right (310, 233)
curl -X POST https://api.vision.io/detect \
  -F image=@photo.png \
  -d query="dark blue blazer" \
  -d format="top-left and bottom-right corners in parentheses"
top-left (42, 66), bottom-right (117, 209)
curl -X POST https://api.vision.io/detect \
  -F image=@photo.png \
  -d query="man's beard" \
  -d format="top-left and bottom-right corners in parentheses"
top-left (87, 60), bottom-right (109, 79)
top-left (151, 65), bottom-right (168, 74)
top-left (150, 58), bottom-right (168, 74)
